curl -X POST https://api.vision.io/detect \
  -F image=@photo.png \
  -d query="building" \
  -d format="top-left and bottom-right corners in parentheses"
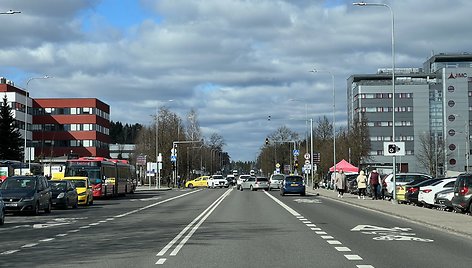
top-left (33, 98), bottom-right (111, 159)
top-left (109, 144), bottom-right (135, 159)
top-left (0, 78), bottom-right (111, 160)
top-left (348, 53), bottom-right (472, 175)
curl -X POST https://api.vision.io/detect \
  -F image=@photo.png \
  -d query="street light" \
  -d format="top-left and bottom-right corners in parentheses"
top-left (353, 1), bottom-right (396, 200)
top-left (0, 10), bottom-right (21, 15)
top-left (24, 75), bottom-right (52, 171)
top-left (155, 100), bottom-right (173, 188)
top-left (310, 69), bottom-right (336, 180)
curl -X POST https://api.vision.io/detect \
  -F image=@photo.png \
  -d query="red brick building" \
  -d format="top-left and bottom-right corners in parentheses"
top-left (32, 98), bottom-right (111, 158)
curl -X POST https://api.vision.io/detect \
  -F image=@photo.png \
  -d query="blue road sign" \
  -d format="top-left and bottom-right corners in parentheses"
top-left (170, 155), bottom-right (177, 162)
top-left (293, 149), bottom-right (299, 156)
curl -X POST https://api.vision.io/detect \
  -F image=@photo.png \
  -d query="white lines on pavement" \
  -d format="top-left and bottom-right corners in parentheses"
top-left (156, 258), bottom-right (166, 265)
top-left (21, 243), bottom-right (38, 248)
top-left (79, 226), bottom-right (91, 229)
top-left (264, 191), bottom-right (374, 267)
top-left (155, 188), bottom-right (233, 264)
top-left (89, 222), bottom-right (100, 226)
top-left (106, 218), bottom-right (115, 221)
top-left (1, 250), bottom-right (20, 255)
top-left (345, 255), bottom-right (363, 261)
top-left (68, 229), bottom-right (80, 233)
top-left (99, 220), bottom-right (107, 223)
top-left (39, 238), bottom-right (55, 242)
top-left (56, 233), bottom-right (68, 237)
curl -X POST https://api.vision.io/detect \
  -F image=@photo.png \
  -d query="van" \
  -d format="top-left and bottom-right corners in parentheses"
top-left (452, 173), bottom-right (472, 214)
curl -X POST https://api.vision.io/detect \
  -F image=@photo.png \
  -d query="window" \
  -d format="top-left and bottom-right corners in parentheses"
top-left (449, 159), bottom-right (456, 165)
top-left (449, 144), bottom-right (456, 151)
top-left (448, 115), bottom-right (456, 122)
top-left (449, 129), bottom-right (456, 136)
top-left (448, 100), bottom-right (455, 107)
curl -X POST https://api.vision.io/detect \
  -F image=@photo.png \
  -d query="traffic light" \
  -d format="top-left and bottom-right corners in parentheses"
top-left (265, 138), bottom-right (270, 145)
top-left (294, 160), bottom-right (299, 168)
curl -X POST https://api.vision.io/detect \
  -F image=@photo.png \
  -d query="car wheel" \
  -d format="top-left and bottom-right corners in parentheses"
top-left (33, 202), bottom-right (40, 216)
top-left (188, 183), bottom-right (194, 189)
top-left (89, 197), bottom-right (94, 205)
top-left (250, 185), bottom-right (254, 191)
top-left (280, 191), bottom-right (285, 196)
top-left (73, 200), bottom-right (79, 209)
top-left (268, 187), bottom-right (271, 191)
top-left (301, 192), bottom-right (306, 196)
top-left (44, 200), bottom-right (52, 214)
top-left (0, 209), bottom-right (5, 225)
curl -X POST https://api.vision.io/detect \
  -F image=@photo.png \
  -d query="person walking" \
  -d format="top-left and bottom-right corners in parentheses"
top-left (368, 169), bottom-right (380, 200)
top-left (356, 170), bottom-right (368, 199)
top-left (335, 169), bottom-right (347, 198)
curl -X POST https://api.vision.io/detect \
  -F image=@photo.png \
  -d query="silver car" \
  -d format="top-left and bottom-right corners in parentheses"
top-left (268, 174), bottom-right (285, 190)
top-left (240, 177), bottom-right (269, 191)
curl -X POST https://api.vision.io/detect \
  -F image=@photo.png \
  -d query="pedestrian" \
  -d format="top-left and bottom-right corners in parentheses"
top-left (335, 169), bottom-right (347, 198)
top-left (167, 176), bottom-right (171, 188)
top-left (356, 170), bottom-right (367, 199)
top-left (368, 169), bottom-right (380, 200)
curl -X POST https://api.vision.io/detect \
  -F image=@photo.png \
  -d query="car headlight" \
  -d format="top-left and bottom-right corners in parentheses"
top-left (57, 192), bottom-right (65, 199)
top-left (22, 196), bottom-right (35, 201)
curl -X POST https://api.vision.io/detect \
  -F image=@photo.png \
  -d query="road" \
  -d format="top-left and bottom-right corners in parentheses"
top-left (1, 187), bottom-right (471, 267)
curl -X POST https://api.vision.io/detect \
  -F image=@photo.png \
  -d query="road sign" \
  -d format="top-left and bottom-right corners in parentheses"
top-left (137, 155), bottom-right (146, 165)
top-left (275, 163), bottom-right (281, 168)
top-left (293, 149), bottom-right (299, 156)
top-left (304, 164), bottom-right (312, 170)
top-left (313, 152), bottom-right (321, 163)
top-left (304, 160), bottom-right (310, 165)
top-left (171, 148), bottom-right (177, 156)
top-left (170, 155), bottom-right (177, 162)
top-left (383, 142), bottom-right (405, 156)
top-left (304, 153), bottom-right (310, 160)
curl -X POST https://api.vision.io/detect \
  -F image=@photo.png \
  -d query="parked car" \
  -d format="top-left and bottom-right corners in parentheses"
top-left (452, 173), bottom-right (472, 214)
top-left (185, 176), bottom-right (209, 188)
top-left (281, 175), bottom-right (306, 196)
top-left (237, 175), bottom-right (251, 190)
top-left (207, 174), bottom-right (228, 188)
top-left (240, 176), bottom-right (269, 191)
top-left (403, 178), bottom-right (441, 205)
top-left (48, 180), bottom-right (79, 209)
top-left (0, 175), bottom-right (52, 215)
top-left (418, 178), bottom-right (456, 208)
top-left (268, 174), bottom-right (285, 190)
top-left (0, 190), bottom-right (5, 225)
top-left (385, 173), bottom-right (433, 199)
top-left (434, 188), bottom-right (455, 211)
top-left (52, 177), bottom-right (93, 206)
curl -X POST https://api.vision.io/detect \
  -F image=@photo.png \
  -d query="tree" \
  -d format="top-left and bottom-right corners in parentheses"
top-left (0, 95), bottom-right (23, 160)
top-left (416, 132), bottom-right (444, 177)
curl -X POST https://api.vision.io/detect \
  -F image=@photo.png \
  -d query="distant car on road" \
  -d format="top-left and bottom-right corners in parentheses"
top-left (48, 180), bottom-right (79, 209)
top-left (207, 175), bottom-right (228, 188)
top-left (185, 176), bottom-right (209, 188)
top-left (52, 177), bottom-right (93, 206)
top-left (0, 175), bottom-right (52, 215)
top-left (240, 177), bottom-right (269, 191)
top-left (268, 174), bottom-right (284, 191)
top-left (237, 175), bottom-right (251, 190)
top-left (281, 175), bottom-right (305, 196)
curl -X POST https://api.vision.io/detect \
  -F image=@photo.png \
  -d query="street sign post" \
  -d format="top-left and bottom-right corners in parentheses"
top-left (293, 149), bottom-right (300, 156)
top-left (383, 142), bottom-right (405, 156)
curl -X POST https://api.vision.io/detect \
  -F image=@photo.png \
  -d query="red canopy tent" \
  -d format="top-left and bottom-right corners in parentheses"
top-left (329, 159), bottom-right (359, 173)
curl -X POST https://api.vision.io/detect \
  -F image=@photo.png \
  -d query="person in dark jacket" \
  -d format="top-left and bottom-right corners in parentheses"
top-left (368, 170), bottom-right (380, 200)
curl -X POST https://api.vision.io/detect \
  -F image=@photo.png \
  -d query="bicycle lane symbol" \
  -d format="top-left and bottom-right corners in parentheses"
top-left (351, 225), bottom-right (434, 242)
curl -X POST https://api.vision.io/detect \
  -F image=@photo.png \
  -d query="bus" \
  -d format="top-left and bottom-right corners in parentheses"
top-left (0, 160), bottom-right (43, 183)
top-left (64, 157), bottom-right (135, 198)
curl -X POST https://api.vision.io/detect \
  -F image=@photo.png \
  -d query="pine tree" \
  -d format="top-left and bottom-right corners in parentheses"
top-left (0, 95), bottom-right (23, 160)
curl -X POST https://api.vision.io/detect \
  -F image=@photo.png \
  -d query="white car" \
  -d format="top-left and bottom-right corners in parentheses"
top-left (237, 175), bottom-right (251, 190)
top-left (268, 174), bottom-right (285, 190)
top-left (418, 177), bottom-right (456, 207)
top-left (207, 175), bottom-right (228, 188)
top-left (383, 173), bottom-right (432, 198)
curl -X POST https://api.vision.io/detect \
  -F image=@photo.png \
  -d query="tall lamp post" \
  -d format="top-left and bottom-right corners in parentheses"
top-left (24, 76), bottom-right (52, 171)
top-left (310, 69), bottom-right (336, 178)
top-left (353, 1), bottom-right (396, 200)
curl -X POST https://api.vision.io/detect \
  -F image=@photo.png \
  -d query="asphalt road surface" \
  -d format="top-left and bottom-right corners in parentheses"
top-left (1, 187), bottom-right (471, 268)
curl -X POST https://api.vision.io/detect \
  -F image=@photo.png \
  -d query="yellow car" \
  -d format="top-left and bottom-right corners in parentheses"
top-left (52, 176), bottom-right (93, 206)
top-left (396, 184), bottom-right (407, 203)
top-left (185, 176), bottom-right (209, 188)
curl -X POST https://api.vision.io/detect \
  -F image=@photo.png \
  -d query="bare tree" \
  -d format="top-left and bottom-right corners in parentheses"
top-left (186, 108), bottom-right (202, 141)
top-left (416, 132), bottom-right (445, 177)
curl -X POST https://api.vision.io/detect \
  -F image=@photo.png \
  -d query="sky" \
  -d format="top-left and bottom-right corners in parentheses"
top-left (1, 0), bottom-right (471, 161)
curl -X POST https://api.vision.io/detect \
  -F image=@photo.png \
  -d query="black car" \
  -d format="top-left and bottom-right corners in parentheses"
top-left (48, 180), bottom-right (79, 209)
top-left (0, 175), bottom-right (52, 215)
top-left (452, 173), bottom-right (472, 214)
top-left (404, 178), bottom-right (441, 205)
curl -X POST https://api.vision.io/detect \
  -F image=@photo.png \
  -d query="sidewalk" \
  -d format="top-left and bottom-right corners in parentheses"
top-left (307, 187), bottom-right (472, 238)
top-left (135, 185), bottom-right (172, 191)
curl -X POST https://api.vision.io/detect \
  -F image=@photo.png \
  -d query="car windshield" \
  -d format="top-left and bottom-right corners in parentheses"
top-left (271, 174), bottom-right (284, 180)
top-left (286, 176), bottom-right (303, 183)
top-left (70, 180), bottom-right (86, 188)
top-left (257, 177), bottom-right (268, 182)
top-left (0, 177), bottom-right (36, 190)
top-left (212, 175), bottom-right (223, 179)
top-left (49, 181), bottom-right (67, 191)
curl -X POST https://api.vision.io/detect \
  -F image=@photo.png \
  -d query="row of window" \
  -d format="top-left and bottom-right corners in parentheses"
top-left (34, 107), bottom-right (109, 120)
top-left (370, 136), bottom-right (414, 141)
top-left (356, 93), bottom-right (413, 99)
top-left (361, 106), bottom-right (413, 113)
top-left (32, 124), bottom-right (109, 135)
top-left (31, 140), bottom-right (108, 149)
top-left (369, 150), bottom-right (414, 156)
top-left (366, 121), bottom-right (413, 127)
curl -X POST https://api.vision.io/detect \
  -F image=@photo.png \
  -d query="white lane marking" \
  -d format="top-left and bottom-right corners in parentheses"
top-left (311, 228), bottom-right (322, 231)
top-left (170, 189), bottom-right (232, 256)
top-left (321, 235), bottom-right (334, 239)
top-left (89, 223), bottom-right (100, 226)
top-left (302, 221), bottom-right (311, 224)
top-left (306, 224), bottom-right (317, 227)
top-left (79, 226), bottom-right (91, 229)
top-left (263, 191), bottom-right (301, 217)
top-left (327, 240), bottom-right (342, 245)
top-left (298, 218), bottom-right (308, 221)
top-left (21, 243), bottom-right (38, 248)
top-left (106, 218), bottom-right (115, 221)
top-left (39, 238), bottom-right (55, 242)
top-left (1, 250), bottom-right (20, 255)
top-left (345, 255), bottom-right (363, 260)
top-left (156, 189), bottom-right (231, 257)
top-left (357, 265), bottom-right (375, 268)
top-left (156, 258), bottom-right (166, 265)
top-left (296, 216), bottom-right (304, 218)
top-left (56, 233), bottom-right (68, 237)
top-left (316, 231), bottom-right (327, 235)
top-left (335, 247), bottom-right (351, 252)
top-left (99, 220), bottom-right (107, 223)
top-left (68, 229), bottom-right (80, 233)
